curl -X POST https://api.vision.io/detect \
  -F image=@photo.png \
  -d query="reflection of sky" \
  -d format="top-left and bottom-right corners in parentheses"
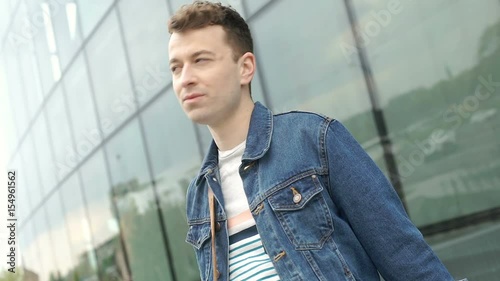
top-left (252, 0), bottom-right (373, 120)
top-left (354, 0), bottom-right (500, 105)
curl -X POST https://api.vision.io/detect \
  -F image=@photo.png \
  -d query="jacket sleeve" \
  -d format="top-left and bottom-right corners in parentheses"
top-left (325, 119), bottom-right (454, 281)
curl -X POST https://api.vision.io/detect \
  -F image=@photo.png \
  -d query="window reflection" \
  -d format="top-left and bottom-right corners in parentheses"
top-left (32, 113), bottom-right (57, 198)
top-left (25, 0), bottom-right (60, 95)
top-left (350, 1), bottom-right (500, 279)
top-left (141, 90), bottom-right (200, 280)
top-left (0, 1), bottom-right (9, 39)
top-left (51, 0), bottom-right (83, 70)
top-left (245, 0), bottom-right (271, 17)
top-left (86, 9), bottom-right (135, 137)
top-left (250, 0), bottom-right (381, 160)
top-left (64, 53), bottom-right (101, 161)
top-left (106, 118), bottom-right (173, 281)
top-left (19, 133), bottom-right (43, 210)
top-left (3, 44), bottom-right (29, 135)
top-left (351, 0), bottom-right (500, 226)
top-left (46, 190), bottom-right (77, 281)
top-left (170, 0), bottom-right (244, 16)
top-left (80, 149), bottom-right (129, 281)
top-left (60, 173), bottom-right (100, 280)
top-left (32, 207), bottom-right (58, 281)
top-left (19, 221), bottom-right (43, 281)
top-left (18, 46), bottom-right (44, 121)
top-left (45, 86), bottom-right (75, 181)
top-left (75, 0), bottom-right (114, 38)
top-left (118, 0), bottom-right (170, 106)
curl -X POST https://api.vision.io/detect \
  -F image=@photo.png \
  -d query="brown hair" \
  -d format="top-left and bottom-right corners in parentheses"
top-left (167, 1), bottom-right (254, 62)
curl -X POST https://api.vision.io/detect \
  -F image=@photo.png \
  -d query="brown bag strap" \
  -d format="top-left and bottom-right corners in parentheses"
top-left (208, 189), bottom-right (219, 280)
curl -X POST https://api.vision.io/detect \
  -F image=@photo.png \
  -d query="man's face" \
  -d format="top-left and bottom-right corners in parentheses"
top-left (168, 25), bottom-right (246, 126)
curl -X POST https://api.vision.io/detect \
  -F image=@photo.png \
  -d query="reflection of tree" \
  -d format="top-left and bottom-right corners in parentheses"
top-left (374, 19), bottom-right (500, 226)
top-left (0, 268), bottom-right (26, 281)
top-left (478, 19), bottom-right (500, 59)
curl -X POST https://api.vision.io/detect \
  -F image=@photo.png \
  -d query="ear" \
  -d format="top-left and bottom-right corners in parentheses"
top-left (239, 52), bottom-right (256, 86)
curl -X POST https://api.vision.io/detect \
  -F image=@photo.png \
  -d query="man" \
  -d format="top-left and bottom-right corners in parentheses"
top-left (167, 2), bottom-right (456, 280)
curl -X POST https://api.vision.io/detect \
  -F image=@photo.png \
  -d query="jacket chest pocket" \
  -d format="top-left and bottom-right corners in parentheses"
top-left (186, 222), bottom-right (212, 281)
top-left (268, 174), bottom-right (334, 250)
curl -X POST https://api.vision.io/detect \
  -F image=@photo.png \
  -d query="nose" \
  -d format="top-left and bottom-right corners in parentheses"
top-left (180, 64), bottom-right (197, 89)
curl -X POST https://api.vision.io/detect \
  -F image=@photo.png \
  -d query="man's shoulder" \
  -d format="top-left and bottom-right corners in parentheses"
top-left (273, 109), bottom-right (336, 128)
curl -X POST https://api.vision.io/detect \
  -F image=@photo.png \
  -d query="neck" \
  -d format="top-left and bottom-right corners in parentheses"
top-left (208, 97), bottom-right (255, 151)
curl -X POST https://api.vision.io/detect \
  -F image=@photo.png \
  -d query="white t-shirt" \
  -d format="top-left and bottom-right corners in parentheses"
top-left (218, 141), bottom-right (280, 281)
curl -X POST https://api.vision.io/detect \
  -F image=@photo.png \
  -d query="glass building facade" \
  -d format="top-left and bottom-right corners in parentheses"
top-left (0, 0), bottom-right (499, 280)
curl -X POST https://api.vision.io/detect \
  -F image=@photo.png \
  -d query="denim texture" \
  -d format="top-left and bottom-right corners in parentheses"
top-left (185, 102), bottom-right (455, 281)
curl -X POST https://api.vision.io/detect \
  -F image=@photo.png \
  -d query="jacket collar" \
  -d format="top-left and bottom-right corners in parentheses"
top-left (194, 101), bottom-right (273, 185)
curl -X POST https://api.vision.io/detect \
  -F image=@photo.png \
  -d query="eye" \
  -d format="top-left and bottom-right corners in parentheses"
top-left (170, 66), bottom-right (179, 73)
top-left (195, 58), bottom-right (208, 63)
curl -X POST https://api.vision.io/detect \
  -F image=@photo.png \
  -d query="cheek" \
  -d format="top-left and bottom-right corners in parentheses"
top-left (172, 79), bottom-right (181, 96)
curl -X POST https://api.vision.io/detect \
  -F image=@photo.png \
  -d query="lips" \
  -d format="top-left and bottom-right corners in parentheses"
top-left (183, 93), bottom-right (204, 102)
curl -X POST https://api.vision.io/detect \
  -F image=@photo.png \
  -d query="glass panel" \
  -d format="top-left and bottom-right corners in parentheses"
top-left (51, 0), bottom-right (83, 70)
top-left (8, 0), bottom-right (18, 11)
top-left (19, 133), bottom-right (43, 210)
top-left (169, 0), bottom-right (244, 16)
top-left (18, 42), bottom-right (45, 119)
top-left (80, 149), bottom-right (130, 280)
top-left (250, 0), bottom-right (380, 153)
top-left (32, 113), bottom-right (57, 200)
top-left (351, 0), bottom-right (500, 226)
top-left (19, 221), bottom-right (44, 281)
top-left (64, 53), bottom-right (101, 162)
top-left (244, 0), bottom-right (270, 17)
top-left (350, 1), bottom-right (500, 279)
top-left (45, 86), bottom-right (75, 181)
top-left (196, 123), bottom-right (212, 156)
top-left (86, 9), bottom-right (136, 137)
top-left (3, 43), bottom-right (29, 136)
top-left (106, 118), bottom-right (173, 281)
top-left (32, 207), bottom-right (59, 281)
top-left (141, 90), bottom-right (200, 280)
top-left (428, 221), bottom-right (500, 281)
top-left (0, 54), bottom-right (19, 155)
top-left (169, 0), bottom-right (196, 14)
top-left (59, 173), bottom-right (100, 280)
top-left (0, 0), bottom-right (10, 39)
top-left (25, 0), bottom-right (60, 95)
top-left (250, 67), bottom-right (267, 107)
top-left (46, 190), bottom-right (76, 281)
top-left (118, 0), bottom-right (170, 106)
top-left (76, 0), bottom-right (114, 38)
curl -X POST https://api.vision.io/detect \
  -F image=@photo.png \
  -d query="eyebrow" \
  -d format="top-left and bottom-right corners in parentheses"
top-left (169, 50), bottom-right (216, 64)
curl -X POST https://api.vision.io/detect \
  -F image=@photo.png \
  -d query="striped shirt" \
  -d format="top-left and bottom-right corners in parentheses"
top-left (229, 226), bottom-right (280, 281)
top-left (219, 141), bottom-right (280, 280)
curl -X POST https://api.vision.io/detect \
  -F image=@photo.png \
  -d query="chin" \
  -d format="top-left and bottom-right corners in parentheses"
top-left (186, 110), bottom-right (212, 125)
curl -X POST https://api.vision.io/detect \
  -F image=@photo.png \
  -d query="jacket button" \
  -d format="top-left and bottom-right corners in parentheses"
top-left (215, 222), bottom-right (221, 232)
top-left (243, 162), bottom-right (254, 171)
top-left (293, 193), bottom-right (302, 203)
top-left (291, 187), bottom-right (302, 203)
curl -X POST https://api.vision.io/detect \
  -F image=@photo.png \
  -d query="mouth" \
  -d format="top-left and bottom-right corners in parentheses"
top-left (183, 93), bottom-right (204, 102)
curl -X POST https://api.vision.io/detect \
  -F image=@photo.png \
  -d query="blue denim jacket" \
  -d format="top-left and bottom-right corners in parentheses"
top-left (185, 102), bottom-right (454, 281)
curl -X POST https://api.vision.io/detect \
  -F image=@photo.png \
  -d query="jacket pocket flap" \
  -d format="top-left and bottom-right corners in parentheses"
top-left (269, 175), bottom-right (323, 211)
top-left (186, 222), bottom-right (211, 250)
